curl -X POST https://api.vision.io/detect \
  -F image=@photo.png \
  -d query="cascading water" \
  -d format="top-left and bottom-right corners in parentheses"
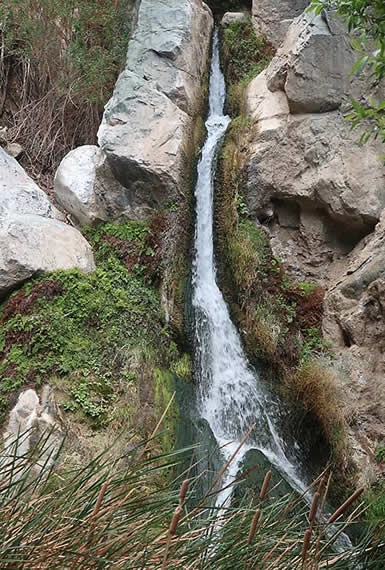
top-left (192, 30), bottom-right (309, 506)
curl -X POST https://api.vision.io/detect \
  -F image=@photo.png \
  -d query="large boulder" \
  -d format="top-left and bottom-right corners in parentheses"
top-left (252, 0), bottom-right (309, 48)
top-left (0, 147), bottom-right (61, 219)
top-left (246, 102), bottom-right (385, 233)
top-left (265, 11), bottom-right (356, 113)
top-left (96, 0), bottom-right (213, 219)
top-left (54, 146), bottom-right (108, 226)
top-left (0, 215), bottom-right (95, 297)
top-left (244, 71), bottom-right (385, 282)
top-left (125, 0), bottom-right (213, 115)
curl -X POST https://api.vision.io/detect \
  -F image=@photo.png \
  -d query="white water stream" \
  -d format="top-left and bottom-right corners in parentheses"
top-left (192, 31), bottom-right (309, 507)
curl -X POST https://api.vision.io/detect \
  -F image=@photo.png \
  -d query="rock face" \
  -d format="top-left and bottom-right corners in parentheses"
top-left (252, 0), bottom-right (309, 47)
top-left (0, 146), bottom-right (95, 297)
top-left (0, 215), bottom-right (95, 297)
top-left (323, 215), bottom-right (385, 482)
top-left (266, 11), bottom-right (356, 113)
top-left (94, 0), bottom-right (213, 220)
top-left (0, 147), bottom-right (60, 219)
top-left (221, 12), bottom-right (248, 28)
top-left (3, 387), bottom-right (63, 479)
top-left (244, 7), bottom-right (385, 480)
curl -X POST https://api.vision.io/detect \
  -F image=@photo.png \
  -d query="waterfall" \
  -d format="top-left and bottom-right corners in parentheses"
top-left (192, 30), bottom-right (308, 506)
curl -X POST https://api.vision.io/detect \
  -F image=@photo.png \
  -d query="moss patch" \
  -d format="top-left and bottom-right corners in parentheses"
top-left (222, 18), bottom-right (274, 115)
top-left (0, 219), bottom-right (190, 445)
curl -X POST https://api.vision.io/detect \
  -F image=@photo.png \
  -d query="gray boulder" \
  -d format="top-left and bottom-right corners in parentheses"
top-left (0, 214), bottom-right (95, 297)
top-left (265, 11), bottom-right (356, 113)
top-left (97, 0), bottom-right (213, 218)
top-left (221, 12), bottom-right (248, 28)
top-left (252, 0), bottom-right (309, 48)
top-left (0, 147), bottom-right (61, 219)
top-left (54, 146), bottom-right (108, 226)
top-left (244, 71), bottom-right (385, 282)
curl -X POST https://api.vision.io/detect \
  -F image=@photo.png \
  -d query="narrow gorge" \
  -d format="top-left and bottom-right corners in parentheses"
top-left (0, 0), bottom-right (384, 567)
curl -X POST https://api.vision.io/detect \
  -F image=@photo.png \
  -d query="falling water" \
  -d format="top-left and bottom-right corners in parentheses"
top-left (192, 30), bottom-right (309, 506)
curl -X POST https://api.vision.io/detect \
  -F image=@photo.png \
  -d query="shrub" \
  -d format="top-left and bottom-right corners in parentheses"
top-left (0, 0), bottom-right (133, 179)
top-left (222, 18), bottom-right (274, 115)
top-left (293, 359), bottom-right (348, 462)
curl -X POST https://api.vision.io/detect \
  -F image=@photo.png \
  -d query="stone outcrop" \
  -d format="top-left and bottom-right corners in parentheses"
top-left (2, 387), bottom-right (63, 479)
top-left (92, 0), bottom-right (212, 221)
top-left (0, 147), bottom-right (61, 219)
top-left (221, 12), bottom-right (248, 28)
top-left (0, 215), bottom-right (95, 297)
top-left (323, 215), bottom-right (385, 481)
top-left (54, 146), bottom-right (108, 226)
top-left (252, 0), bottom-right (309, 48)
top-left (54, 0), bottom-right (213, 224)
top-left (265, 11), bottom-right (356, 113)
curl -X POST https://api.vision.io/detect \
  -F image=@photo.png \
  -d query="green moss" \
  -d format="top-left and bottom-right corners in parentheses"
top-left (222, 19), bottom-right (274, 116)
top-left (0, 221), bottom-right (183, 436)
top-left (154, 369), bottom-right (179, 454)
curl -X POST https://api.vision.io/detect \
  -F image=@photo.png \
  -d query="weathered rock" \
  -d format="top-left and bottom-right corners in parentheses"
top-left (247, 109), bottom-right (385, 234)
top-left (98, 71), bottom-right (190, 210)
top-left (97, 0), bottom-right (213, 218)
top-left (0, 214), bottom-right (95, 297)
top-left (323, 215), bottom-right (385, 482)
top-left (245, 70), bottom-right (289, 133)
top-left (125, 0), bottom-right (213, 115)
top-left (3, 387), bottom-right (63, 480)
top-left (5, 142), bottom-right (23, 159)
top-left (0, 147), bottom-right (60, 219)
top-left (54, 146), bottom-right (108, 226)
top-left (265, 11), bottom-right (356, 113)
top-left (221, 12), bottom-right (247, 28)
top-left (252, 0), bottom-right (309, 48)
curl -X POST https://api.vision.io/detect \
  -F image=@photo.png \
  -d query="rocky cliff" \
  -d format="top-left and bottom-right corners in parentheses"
top-left (245, 1), bottom-right (385, 482)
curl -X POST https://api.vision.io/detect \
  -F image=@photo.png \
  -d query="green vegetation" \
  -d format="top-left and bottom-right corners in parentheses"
top-left (0, 0), bottom-right (133, 176)
top-left (310, 0), bottom-right (385, 148)
top-left (215, 82), bottom-right (350, 473)
top-left (0, 432), bottom-right (382, 569)
top-left (222, 18), bottom-right (274, 115)
top-left (0, 220), bottom-right (188, 441)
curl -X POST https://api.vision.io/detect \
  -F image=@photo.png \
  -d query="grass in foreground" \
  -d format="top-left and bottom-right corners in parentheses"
top-left (0, 430), bottom-right (383, 569)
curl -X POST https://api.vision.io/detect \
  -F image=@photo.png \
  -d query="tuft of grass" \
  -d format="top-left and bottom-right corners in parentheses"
top-left (293, 359), bottom-right (348, 462)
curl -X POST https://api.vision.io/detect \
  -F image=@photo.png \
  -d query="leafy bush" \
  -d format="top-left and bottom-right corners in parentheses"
top-left (309, 0), bottom-right (385, 148)
top-left (222, 18), bottom-right (274, 115)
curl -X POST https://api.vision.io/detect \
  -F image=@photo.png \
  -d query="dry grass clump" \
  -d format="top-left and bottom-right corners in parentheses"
top-left (293, 359), bottom-right (348, 462)
top-left (0, 0), bottom-right (133, 183)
